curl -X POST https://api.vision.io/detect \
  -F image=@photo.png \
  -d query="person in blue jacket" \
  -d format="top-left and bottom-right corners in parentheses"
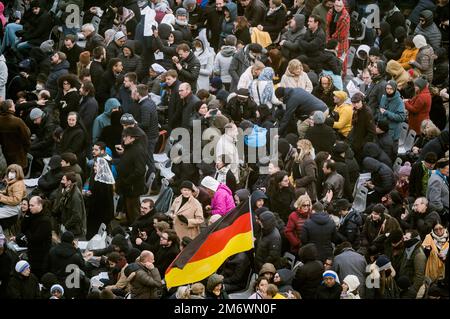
top-left (378, 80), bottom-right (406, 152)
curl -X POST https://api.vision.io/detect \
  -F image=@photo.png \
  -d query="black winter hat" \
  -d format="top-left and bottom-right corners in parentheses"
top-left (180, 180), bottom-right (195, 191)
top-left (61, 231), bottom-right (75, 243)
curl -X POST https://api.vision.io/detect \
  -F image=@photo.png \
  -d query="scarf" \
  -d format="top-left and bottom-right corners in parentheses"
top-left (431, 229), bottom-right (449, 250)
top-left (214, 166), bottom-right (230, 185)
top-left (249, 67), bottom-right (274, 106)
top-left (435, 170), bottom-right (449, 188)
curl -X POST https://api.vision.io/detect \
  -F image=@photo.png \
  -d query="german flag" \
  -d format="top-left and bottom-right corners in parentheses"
top-left (165, 200), bottom-right (253, 288)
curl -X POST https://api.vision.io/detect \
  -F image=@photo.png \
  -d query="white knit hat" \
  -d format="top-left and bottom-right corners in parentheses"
top-left (15, 260), bottom-right (30, 273)
top-left (343, 275), bottom-right (360, 292)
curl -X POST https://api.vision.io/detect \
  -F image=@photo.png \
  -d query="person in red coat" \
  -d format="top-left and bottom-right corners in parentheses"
top-left (404, 77), bottom-right (432, 134)
top-left (284, 194), bottom-right (311, 254)
top-left (325, 0), bottom-right (350, 77)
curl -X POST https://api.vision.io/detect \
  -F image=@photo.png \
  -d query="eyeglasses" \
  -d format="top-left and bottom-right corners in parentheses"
top-left (301, 204), bottom-right (311, 207)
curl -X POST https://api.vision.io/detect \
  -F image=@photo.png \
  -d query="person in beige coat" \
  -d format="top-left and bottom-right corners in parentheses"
top-left (279, 59), bottom-right (313, 93)
top-left (0, 164), bottom-right (27, 221)
top-left (169, 181), bottom-right (205, 241)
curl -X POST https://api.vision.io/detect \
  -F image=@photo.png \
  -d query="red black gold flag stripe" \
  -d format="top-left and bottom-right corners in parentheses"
top-left (165, 200), bottom-right (253, 288)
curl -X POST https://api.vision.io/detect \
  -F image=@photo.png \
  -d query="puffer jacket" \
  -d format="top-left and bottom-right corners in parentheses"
top-left (337, 209), bottom-right (363, 248)
top-left (194, 32), bottom-right (216, 92)
top-left (411, 45), bottom-right (434, 83)
top-left (362, 157), bottom-right (396, 196)
top-left (404, 85), bottom-right (432, 134)
top-left (118, 44), bottom-right (144, 78)
top-left (211, 184), bottom-right (236, 216)
top-left (413, 10), bottom-right (442, 51)
top-left (362, 142), bottom-right (393, 168)
top-left (280, 14), bottom-right (307, 60)
top-left (300, 211), bottom-right (337, 262)
top-left (213, 45), bottom-right (236, 84)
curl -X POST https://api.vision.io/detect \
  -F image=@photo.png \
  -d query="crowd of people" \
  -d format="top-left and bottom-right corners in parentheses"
top-left (0, 0), bottom-right (449, 299)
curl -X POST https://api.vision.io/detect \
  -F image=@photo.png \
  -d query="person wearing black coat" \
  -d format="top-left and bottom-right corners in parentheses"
top-left (293, 243), bottom-right (324, 300)
top-left (362, 142), bottom-right (393, 168)
top-left (254, 211), bottom-right (282, 272)
top-left (362, 157), bottom-right (396, 204)
top-left (134, 85), bottom-right (159, 174)
top-left (312, 75), bottom-right (338, 112)
top-left (35, 155), bottom-right (64, 199)
top-left (162, 76), bottom-right (181, 132)
top-left (402, 200), bottom-right (441, 240)
top-left (173, 48), bottom-right (201, 93)
top-left (315, 275), bottom-right (342, 299)
top-left (47, 231), bottom-right (86, 280)
top-left (100, 111), bottom-right (123, 158)
top-left (331, 143), bottom-right (354, 201)
top-left (130, 200), bottom-right (156, 243)
top-left (59, 113), bottom-right (89, 171)
top-left (296, 16), bottom-right (326, 60)
top-left (17, 2), bottom-right (53, 48)
top-left (116, 127), bottom-right (147, 226)
top-left (154, 230), bottom-right (180, 277)
top-left (418, 130), bottom-right (449, 162)
top-left (377, 21), bottom-right (395, 55)
top-left (259, 2), bottom-right (287, 42)
top-left (97, 58), bottom-right (124, 110)
top-left (56, 74), bottom-right (81, 129)
top-left (6, 265), bottom-right (41, 299)
top-left (335, 199), bottom-right (363, 250)
top-left (300, 203), bottom-right (338, 262)
top-left (348, 93), bottom-right (376, 163)
top-left (61, 35), bottom-right (83, 74)
top-left (384, 26), bottom-right (407, 61)
top-left (203, 3), bottom-right (225, 51)
top-left (79, 83), bottom-right (99, 142)
top-left (275, 87), bottom-right (328, 136)
top-left (0, 236), bottom-right (14, 299)
top-left (30, 110), bottom-right (58, 160)
top-left (376, 121), bottom-right (396, 162)
top-left (365, 60), bottom-right (387, 116)
top-left (219, 252), bottom-right (252, 293)
top-left (177, 83), bottom-right (201, 130)
top-left (18, 196), bottom-right (52, 279)
top-left (305, 117), bottom-right (337, 154)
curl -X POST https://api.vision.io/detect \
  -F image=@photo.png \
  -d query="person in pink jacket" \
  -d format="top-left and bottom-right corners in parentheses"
top-left (201, 176), bottom-right (236, 216)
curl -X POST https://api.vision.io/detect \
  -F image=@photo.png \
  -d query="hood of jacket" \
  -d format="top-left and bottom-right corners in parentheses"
top-left (310, 211), bottom-right (332, 225)
top-left (394, 26), bottom-right (406, 41)
top-left (420, 10), bottom-right (434, 27)
top-left (298, 243), bottom-right (319, 262)
top-left (259, 210), bottom-right (276, 234)
top-left (53, 242), bottom-right (78, 259)
top-left (363, 142), bottom-right (382, 158)
top-left (251, 190), bottom-right (268, 209)
top-left (171, 30), bottom-right (184, 44)
top-left (158, 23), bottom-right (173, 40)
top-left (223, 2), bottom-right (237, 22)
top-left (277, 268), bottom-right (294, 286)
top-left (111, 234), bottom-right (129, 252)
top-left (343, 275), bottom-right (360, 292)
top-left (0, 55), bottom-right (5, 63)
top-left (206, 273), bottom-right (224, 292)
top-left (220, 45), bottom-right (236, 57)
top-left (216, 183), bottom-right (232, 196)
top-left (104, 98), bottom-right (121, 116)
top-left (356, 44), bottom-right (370, 59)
top-left (379, 21), bottom-right (392, 37)
top-left (386, 60), bottom-right (406, 77)
top-left (363, 157), bottom-right (382, 173)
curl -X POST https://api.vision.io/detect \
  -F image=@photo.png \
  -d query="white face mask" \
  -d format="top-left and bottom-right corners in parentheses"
top-left (8, 172), bottom-right (16, 180)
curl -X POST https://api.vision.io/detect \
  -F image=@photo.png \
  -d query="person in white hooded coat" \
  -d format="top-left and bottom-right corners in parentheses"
top-left (0, 54), bottom-right (7, 100)
top-left (340, 275), bottom-right (361, 299)
top-left (194, 29), bottom-right (215, 92)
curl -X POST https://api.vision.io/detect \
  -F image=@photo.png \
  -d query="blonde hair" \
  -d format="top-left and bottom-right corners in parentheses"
top-left (420, 119), bottom-right (441, 138)
top-left (293, 194), bottom-right (312, 209)
top-left (287, 59), bottom-right (303, 74)
top-left (6, 164), bottom-right (24, 180)
top-left (252, 61), bottom-right (265, 71)
top-left (295, 139), bottom-right (315, 162)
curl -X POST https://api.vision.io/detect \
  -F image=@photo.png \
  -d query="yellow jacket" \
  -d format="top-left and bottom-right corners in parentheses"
top-left (397, 48), bottom-right (419, 70)
top-left (251, 28), bottom-right (272, 49)
top-left (333, 103), bottom-right (353, 137)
